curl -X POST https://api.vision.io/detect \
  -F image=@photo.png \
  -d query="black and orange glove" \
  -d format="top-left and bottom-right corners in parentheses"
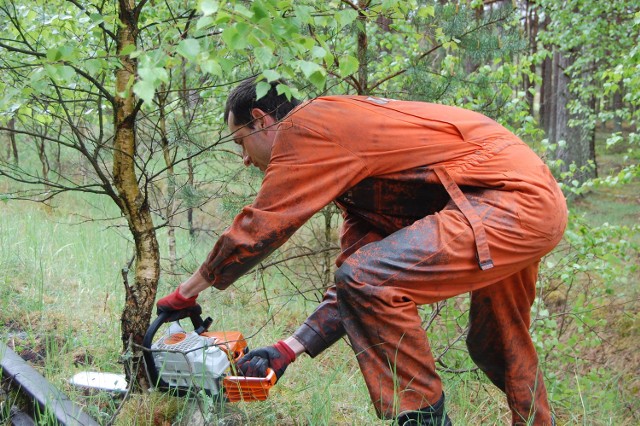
top-left (236, 340), bottom-right (296, 381)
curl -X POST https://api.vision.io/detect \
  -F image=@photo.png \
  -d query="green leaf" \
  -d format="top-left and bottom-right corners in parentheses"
top-left (380, 0), bottom-right (397, 12)
top-left (120, 44), bottom-right (136, 56)
top-left (46, 47), bottom-right (62, 62)
top-left (58, 44), bottom-right (76, 61)
top-left (417, 6), bottom-right (435, 18)
top-left (215, 11), bottom-right (232, 24)
top-left (133, 80), bottom-right (156, 104)
top-left (218, 57), bottom-right (236, 74)
top-left (29, 67), bottom-right (46, 83)
top-left (177, 38), bottom-right (201, 60)
top-left (196, 16), bottom-right (214, 30)
top-left (336, 9), bottom-right (358, 26)
top-left (254, 46), bottom-right (273, 65)
top-left (138, 67), bottom-right (169, 84)
top-left (200, 0), bottom-right (219, 16)
top-left (276, 83), bottom-right (292, 99)
top-left (222, 26), bottom-right (248, 50)
top-left (298, 36), bottom-right (316, 50)
top-left (202, 59), bottom-right (222, 76)
top-left (293, 5), bottom-right (313, 23)
top-left (234, 4), bottom-right (253, 18)
top-left (308, 71), bottom-right (326, 91)
top-left (44, 64), bottom-right (57, 80)
top-left (58, 65), bottom-right (75, 81)
top-left (297, 60), bottom-right (323, 79)
top-left (311, 46), bottom-right (327, 59)
top-left (251, 2), bottom-right (269, 20)
top-left (255, 81), bottom-right (271, 100)
top-left (262, 69), bottom-right (281, 82)
top-left (89, 13), bottom-right (104, 24)
top-left (338, 55), bottom-right (359, 77)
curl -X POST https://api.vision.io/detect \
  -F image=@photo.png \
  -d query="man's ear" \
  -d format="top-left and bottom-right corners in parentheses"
top-left (251, 108), bottom-right (275, 129)
top-left (251, 108), bottom-right (267, 128)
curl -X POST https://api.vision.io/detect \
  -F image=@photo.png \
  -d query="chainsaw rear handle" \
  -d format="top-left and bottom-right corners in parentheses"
top-left (142, 307), bottom-right (213, 393)
top-left (223, 368), bottom-right (277, 402)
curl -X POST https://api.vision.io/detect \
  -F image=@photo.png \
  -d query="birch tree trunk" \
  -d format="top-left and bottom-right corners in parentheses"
top-left (113, 0), bottom-right (160, 391)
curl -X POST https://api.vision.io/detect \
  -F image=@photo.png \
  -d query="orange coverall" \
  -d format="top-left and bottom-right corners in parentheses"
top-left (199, 96), bottom-right (567, 424)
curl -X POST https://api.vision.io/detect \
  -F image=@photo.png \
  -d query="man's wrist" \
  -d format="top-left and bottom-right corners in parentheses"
top-left (178, 271), bottom-right (212, 298)
top-left (283, 336), bottom-right (306, 358)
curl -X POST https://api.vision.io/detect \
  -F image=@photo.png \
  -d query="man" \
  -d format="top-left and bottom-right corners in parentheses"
top-left (157, 78), bottom-right (567, 425)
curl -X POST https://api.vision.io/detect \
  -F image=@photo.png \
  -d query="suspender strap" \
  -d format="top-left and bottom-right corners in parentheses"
top-left (433, 166), bottom-right (494, 271)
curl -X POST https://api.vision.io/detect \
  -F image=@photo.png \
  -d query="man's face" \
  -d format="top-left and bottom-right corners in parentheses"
top-left (228, 110), bottom-right (276, 172)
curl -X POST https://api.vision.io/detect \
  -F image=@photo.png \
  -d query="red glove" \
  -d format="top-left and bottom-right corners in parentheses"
top-left (156, 285), bottom-right (198, 314)
top-left (236, 340), bottom-right (296, 381)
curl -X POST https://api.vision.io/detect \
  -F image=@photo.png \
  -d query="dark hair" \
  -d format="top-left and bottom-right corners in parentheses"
top-left (224, 78), bottom-right (301, 128)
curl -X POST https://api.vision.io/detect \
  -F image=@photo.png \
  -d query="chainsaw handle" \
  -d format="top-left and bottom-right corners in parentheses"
top-left (223, 368), bottom-right (277, 402)
top-left (225, 368), bottom-right (276, 385)
top-left (143, 308), bottom-right (204, 346)
top-left (142, 307), bottom-right (211, 392)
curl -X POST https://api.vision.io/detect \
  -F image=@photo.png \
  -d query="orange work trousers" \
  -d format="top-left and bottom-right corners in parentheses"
top-left (334, 185), bottom-right (566, 424)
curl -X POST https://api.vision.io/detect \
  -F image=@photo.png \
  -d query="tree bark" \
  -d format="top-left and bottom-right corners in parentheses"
top-left (356, 0), bottom-right (371, 95)
top-left (8, 117), bottom-right (18, 165)
top-left (187, 159), bottom-right (195, 240)
top-left (539, 16), bottom-right (553, 135)
top-left (523, 1), bottom-right (537, 116)
top-left (180, 61), bottom-right (197, 241)
top-left (547, 49), bottom-right (560, 143)
top-left (158, 86), bottom-right (177, 276)
top-left (612, 82), bottom-right (624, 133)
top-left (356, 0), bottom-right (370, 95)
top-left (554, 51), bottom-right (596, 188)
top-left (539, 52), bottom-right (552, 133)
top-left (113, 0), bottom-right (159, 391)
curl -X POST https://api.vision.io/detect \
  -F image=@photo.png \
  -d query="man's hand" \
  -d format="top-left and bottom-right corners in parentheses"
top-left (236, 340), bottom-right (296, 381)
top-left (156, 285), bottom-right (198, 314)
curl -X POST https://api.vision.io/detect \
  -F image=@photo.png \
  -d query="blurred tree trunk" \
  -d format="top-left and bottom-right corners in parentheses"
top-left (523, 0), bottom-right (538, 116)
top-left (114, 0), bottom-right (159, 391)
top-left (36, 128), bottom-right (50, 187)
top-left (157, 85), bottom-right (178, 276)
top-left (553, 51), bottom-right (596, 186)
top-left (539, 52), bottom-right (552, 134)
top-left (551, 51), bottom-right (567, 150)
top-left (547, 49), bottom-right (560, 144)
top-left (180, 62), bottom-right (197, 241)
top-left (7, 117), bottom-right (18, 165)
top-left (539, 16), bottom-right (553, 135)
top-left (187, 160), bottom-right (195, 240)
top-left (356, 0), bottom-right (371, 95)
top-left (612, 82), bottom-right (624, 133)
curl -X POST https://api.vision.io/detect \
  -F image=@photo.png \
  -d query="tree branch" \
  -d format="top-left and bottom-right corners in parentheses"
top-left (65, 0), bottom-right (117, 41)
top-left (0, 41), bottom-right (45, 58)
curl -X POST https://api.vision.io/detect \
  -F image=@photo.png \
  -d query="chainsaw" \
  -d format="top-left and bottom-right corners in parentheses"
top-left (142, 307), bottom-right (275, 402)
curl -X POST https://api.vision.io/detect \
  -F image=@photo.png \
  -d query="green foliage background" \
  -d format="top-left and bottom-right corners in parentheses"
top-left (1, 0), bottom-right (639, 424)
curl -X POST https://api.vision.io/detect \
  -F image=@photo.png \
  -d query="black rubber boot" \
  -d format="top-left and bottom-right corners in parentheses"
top-left (395, 393), bottom-right (452, 426)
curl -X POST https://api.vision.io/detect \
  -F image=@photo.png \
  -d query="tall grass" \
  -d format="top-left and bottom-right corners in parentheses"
top-left (0, 196), bottom-right (128, 366)
top-left (1, 179), bottom-right (639, 425)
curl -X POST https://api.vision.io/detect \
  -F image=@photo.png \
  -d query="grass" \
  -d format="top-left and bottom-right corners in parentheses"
top-left (1, 140), bottom-right (639, 425)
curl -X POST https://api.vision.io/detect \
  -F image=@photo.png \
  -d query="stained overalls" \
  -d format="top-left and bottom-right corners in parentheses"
top-left (199, 96), bottom-right (568, 424)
